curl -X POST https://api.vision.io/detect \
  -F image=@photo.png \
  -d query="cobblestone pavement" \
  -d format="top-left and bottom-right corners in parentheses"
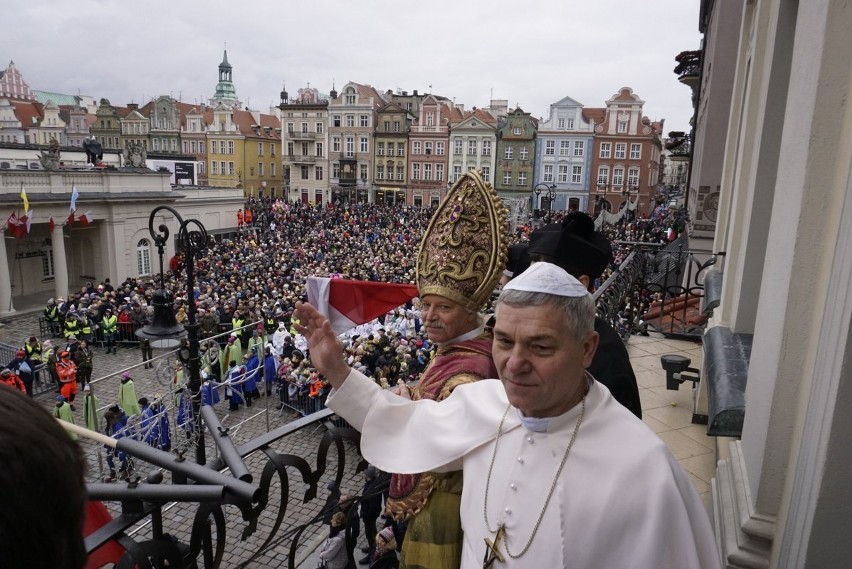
top-left (0, 309), bottom-right (368, 568)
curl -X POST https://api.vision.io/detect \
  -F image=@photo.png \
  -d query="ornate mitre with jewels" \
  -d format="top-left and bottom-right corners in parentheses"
top-left (416, 170), bottom-right (508, 311)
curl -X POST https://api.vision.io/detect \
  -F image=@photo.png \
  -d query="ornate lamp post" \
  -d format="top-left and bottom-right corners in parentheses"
top-left (594, 184), bottom-right (609, 216)
top-left (623, 184), bottom-right (639, 220)
top-left (546, 185), bottom-right (556, 223)
top-left (136, 205), bottom-right (208, 465)
top-left (534, 183), bottom-right (557, 223)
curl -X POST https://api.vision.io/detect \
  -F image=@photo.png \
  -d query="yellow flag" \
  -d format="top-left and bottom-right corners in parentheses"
top-left (20, 186), bottom-right (29, 214)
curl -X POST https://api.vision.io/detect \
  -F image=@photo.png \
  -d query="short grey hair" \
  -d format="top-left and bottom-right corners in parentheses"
top-left (496, 289), bottom-right (596, 341)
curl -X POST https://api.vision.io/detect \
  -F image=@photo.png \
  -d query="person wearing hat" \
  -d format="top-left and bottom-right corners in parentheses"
top-left (82, 384), bottom-right (100, 432)
top-left (44, 297), bottom-right (61, 337)
top-left (56, 350), bottom-right (78, 409)
top-left (63, 306), bottom-right (81, 340)
top-left (321, 479), bottom-right (343, 527)
top-left (103, 406), bottom-right (133, 481)
top-left (224, 360), bottom-right (245, 411)
top-left (525, 211), bottom-right (642, 419)
top-left (0, 368), bottom-right (26, 393)
top-left (220, 334), bottom-right (243, 378)
top-left (53, 395), bottom-right (76, 438)
top-left (243, 351), bottom-right (260, 406)
top-left (370, 524), bottom-right (399, 567)
top-left (118, 371), bottom-right (141, 416)
top-left (101, 307), bottom-right (118, 354)
top-left (5, 349), bottom-right (33, 396)
top-left (24, 335), bottom-right (43, 367)
top-left (263, 344), bottom-right (277, 396)
top-left (296, 262), bottom-right (720, 569)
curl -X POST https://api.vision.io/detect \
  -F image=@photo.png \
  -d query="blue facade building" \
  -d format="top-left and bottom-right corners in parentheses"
top-left (534, 95), bottom-right (596, 213)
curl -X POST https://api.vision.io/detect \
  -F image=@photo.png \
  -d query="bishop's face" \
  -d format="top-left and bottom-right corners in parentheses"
top-left (420, 295), bottom-right (477, 345)
top-left (492, 302), bottom-right (598, 418)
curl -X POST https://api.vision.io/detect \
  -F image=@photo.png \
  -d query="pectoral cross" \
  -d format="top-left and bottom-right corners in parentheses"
top-left (483, 525), bottom-right (506, 568)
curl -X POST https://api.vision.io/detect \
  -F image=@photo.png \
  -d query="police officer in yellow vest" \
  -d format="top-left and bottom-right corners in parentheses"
top-left (24, 336), bottom-right (42, 365)
top-left (44, 299), bottom-right (60, 337)
top-left (232, 310), bottom-right (246, 349)
top-left (101, 308), bottom-right (118, 354)
top-left (63, 306), bottom-right (80, 340)
top-left (78, 308), bottom-right (93, 343)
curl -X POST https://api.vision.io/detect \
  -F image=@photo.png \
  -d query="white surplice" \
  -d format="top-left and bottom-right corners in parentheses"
top-left (328, 370), bottom-right (720, 569)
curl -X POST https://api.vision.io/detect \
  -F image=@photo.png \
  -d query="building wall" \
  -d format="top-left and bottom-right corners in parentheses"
top-left (449, 110), bottom-right (497, 186)
top-left (206, 107), bottom-right (243, 189)
top-left (702, 0), bottom-right (852, 566)
top-left (536, 96), bottom-right (595, 212)
top-left (0, 170), bottom-right (244, 311)
top-left (281, 96), bottom-right (329, 204)
top-left (374, 104), bottom-right (410, 205)
top-left (588, 88), bottom-right (660, 217)
top-left (495, 108), bottom-right (537, 201)
top-left (409, 96), bottom-right (450, 206)
top-left (328, 83), bottom-right (384, 200)
top-left (688, 0), bottom-right (744, 249)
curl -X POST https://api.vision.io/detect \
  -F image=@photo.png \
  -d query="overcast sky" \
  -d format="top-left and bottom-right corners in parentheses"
top-left (3, 0), bottom-right (701, 134)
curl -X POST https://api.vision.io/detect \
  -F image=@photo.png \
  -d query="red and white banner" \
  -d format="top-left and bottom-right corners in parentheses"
top-left (306, 277), bottom-right (418, 335)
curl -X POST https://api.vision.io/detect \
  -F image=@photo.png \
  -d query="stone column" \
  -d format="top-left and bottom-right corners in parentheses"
top-left (51, 222), bottom-right (69, 301)
top-left (0, 233), bottom-right (14, 316)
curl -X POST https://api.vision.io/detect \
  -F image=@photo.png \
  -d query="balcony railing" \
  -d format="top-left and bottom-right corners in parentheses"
top-left (411, 126), bottom-right (447, 133)
top-left (594, 234), bottom-right (718, 340)
top-left (288, 131), bottom-right (316, 140)
top-left (289, 154), bottom-right (316, 164)
top-left (71, 323), bottom-right (369, 569)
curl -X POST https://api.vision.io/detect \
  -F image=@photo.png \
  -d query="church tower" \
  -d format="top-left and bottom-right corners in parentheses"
top-left (209, 49), bottom-right (241, 109)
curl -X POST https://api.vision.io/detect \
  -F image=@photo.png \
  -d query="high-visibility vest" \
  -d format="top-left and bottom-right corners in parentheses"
top-left (44, 305), bottom-right (59, 322)
top-left (102, 315), bottom-right (117, 334)
top-left (25, 343), bottom-right (42, 362)
top-left (63, 319), bottom-right (80, 338)
top-left (232, 318), bottom-right (244, 338)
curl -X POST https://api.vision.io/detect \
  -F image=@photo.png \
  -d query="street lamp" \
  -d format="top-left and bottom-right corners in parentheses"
top-left (534, 183), bottom-right (557, 223)
top-left (594, 184), bottom-right (611, 216)
top-left (136, 205), bottom-right (208, 466)
top-left (623, 184), bottom-right (639, 219)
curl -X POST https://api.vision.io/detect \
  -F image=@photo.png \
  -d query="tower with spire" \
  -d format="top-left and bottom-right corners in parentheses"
top-left (209, 49), bottom-right (242, 109)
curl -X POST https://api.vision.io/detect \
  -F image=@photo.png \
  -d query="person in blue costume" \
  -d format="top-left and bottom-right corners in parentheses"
top-left (243, 351), bottom-right (260, 406)
top-left (225, 360), bottom-right (245, 411)
top-left (263, 345), bottom-right (277, 396)
top-left (201, 370), bottom-right (221, 407)
top-left (104, 406), bottom-right (134, 481)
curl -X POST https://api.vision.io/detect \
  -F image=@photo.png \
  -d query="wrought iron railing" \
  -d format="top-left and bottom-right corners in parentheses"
top-left (77, 356), bottom-right (368, 569)
top-left (594, 235), bottom-right (718, 340)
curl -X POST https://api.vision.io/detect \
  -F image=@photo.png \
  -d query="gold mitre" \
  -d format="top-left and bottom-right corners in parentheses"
top-left (416, 170), bottom-right (508, 311)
